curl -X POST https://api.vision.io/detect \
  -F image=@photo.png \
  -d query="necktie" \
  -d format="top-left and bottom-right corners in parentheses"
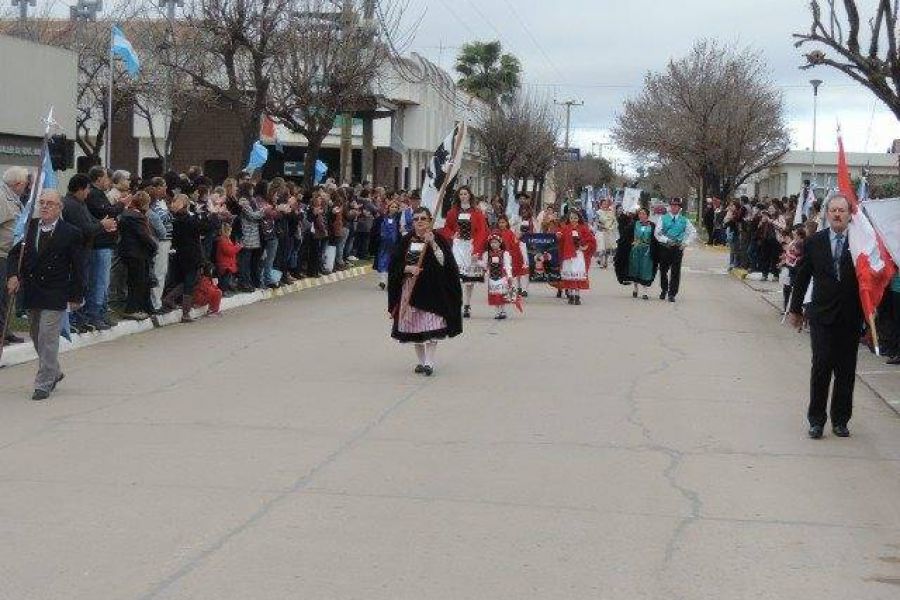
top-left (834, 234), bottom-right (844, 280)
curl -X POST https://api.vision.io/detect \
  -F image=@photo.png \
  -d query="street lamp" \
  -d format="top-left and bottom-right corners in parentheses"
top-left (810, 79), bottom-right (823, 192)
top-left (11, 0), bottom-right (36, 22)
top-left (70, 0), bottom-right (103, 21)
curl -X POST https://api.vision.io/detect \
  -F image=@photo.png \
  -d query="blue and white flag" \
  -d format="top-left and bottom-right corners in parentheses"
top-left (505, 180), bottom-right (518, 221)
top-left (245, 140), bottom-right (269, 173)
top-left (857, 177), bottom-right (868, 203)
top-left (12, 145), bottom-right (56, 245)
top-left (314, 159), bottom-right (328, 184)
top-left (111, 25), bottom-right (140, 77)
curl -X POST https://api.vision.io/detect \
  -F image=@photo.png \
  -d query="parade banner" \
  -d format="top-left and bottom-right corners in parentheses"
top-left (622, 187), bottom-right (641, 214)
top-left (523, 233), bottom-right (560, 282)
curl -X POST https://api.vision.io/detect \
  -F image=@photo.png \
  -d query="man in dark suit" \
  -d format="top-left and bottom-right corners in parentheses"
top-left (788, 195), bottom-right (863, 439)
top-left (6, 190), bottom-right (85, 401)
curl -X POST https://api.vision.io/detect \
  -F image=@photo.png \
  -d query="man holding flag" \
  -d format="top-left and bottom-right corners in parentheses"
top-left (788, 133), bottom-right (896, 439)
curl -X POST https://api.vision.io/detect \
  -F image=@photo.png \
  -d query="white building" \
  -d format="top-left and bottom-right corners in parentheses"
top-left (754, 150), bottom-right (900, 198)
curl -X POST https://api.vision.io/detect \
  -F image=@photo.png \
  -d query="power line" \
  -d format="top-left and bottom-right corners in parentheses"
top-left (500, 0), bottom-right (567, 85)
top-left (434, 0), bottom-right (477, 38)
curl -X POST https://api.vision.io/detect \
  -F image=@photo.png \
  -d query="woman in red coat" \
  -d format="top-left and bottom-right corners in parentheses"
top-left (440, 186), bottom-right (488, 318)
top-left (215, 222), bottom-right (242, 292)
top-left (557, 209), bottom-right (597, 305)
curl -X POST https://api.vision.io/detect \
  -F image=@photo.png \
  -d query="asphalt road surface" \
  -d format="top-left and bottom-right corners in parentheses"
top-left (1, 248), bottom-right (899, 599)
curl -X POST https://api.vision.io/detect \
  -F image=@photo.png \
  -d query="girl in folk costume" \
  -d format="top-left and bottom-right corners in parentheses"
top-left (388, 206), bottom-right (463, 376)
top-left (595, 198), bottom-right (618, 268)
top-left (441, 186), bottom-right (488, 318)
top-left (624, 208), bottom-right (659, 300)
top-left (496, 215), bottom-right (530, 298)
top-left (375, 199), bottom-right (402, 290)
top-left (557, 209), bottom-right (597, 305)
top-left (481, 232), bottom-right (515, 320)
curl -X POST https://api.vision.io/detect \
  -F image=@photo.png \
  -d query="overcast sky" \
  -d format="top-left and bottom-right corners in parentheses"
top-left (402, 0), bottom-right (900, 169)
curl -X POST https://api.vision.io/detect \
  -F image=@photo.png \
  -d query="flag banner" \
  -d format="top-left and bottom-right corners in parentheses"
top-left (862, 198), bottom-right (900, 268)
top-left (836, 134), bottom-right (897, 339)
top-left (622, 187), bottom-right (641, 214)
top-left (245, 140), bottom-right (269, 173)
top-left (523, 233), bottom-right (560, 282)
top-left (421, 121), bottom-right (467, 218)
top-left (111, 25), bottom-right (140, 77)
top-left (314, 160), bottom-right (328, 184)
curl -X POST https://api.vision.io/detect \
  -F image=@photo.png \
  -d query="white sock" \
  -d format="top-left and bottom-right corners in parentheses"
top-left (379, 273), bottom-right (387, 285)
top-left (424, 341), bottom-right (437, 367)
top-left (414, 343), bottom-right (425, 365)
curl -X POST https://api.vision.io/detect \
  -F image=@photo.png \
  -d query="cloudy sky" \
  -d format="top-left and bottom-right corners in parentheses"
top-left (401, 0), bottom-right (900, 170)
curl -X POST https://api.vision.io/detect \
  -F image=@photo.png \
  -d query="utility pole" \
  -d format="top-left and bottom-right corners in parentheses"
top-left (555, 99), bottom-right (583, 150)
top-left (339, 0), bottom-right (377, 185)
top-left (159, 0), bottom-right (183, 171)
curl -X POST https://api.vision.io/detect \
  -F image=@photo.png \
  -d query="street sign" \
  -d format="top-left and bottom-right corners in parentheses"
top-left (561, 147), bottom-right (581, 162)
top-left (284, 161), bottom-right (304, 177)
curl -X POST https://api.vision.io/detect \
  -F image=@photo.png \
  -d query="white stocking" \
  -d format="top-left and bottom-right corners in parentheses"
top-left (414, 343), bottom-right (425, 365)
top-left (424, 341), bottom-right (437, 367)
top-left (464, 283), bottom-right (474, 305)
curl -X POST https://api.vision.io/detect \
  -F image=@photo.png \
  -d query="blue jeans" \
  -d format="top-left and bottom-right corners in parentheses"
top-left (84, 247), bottom-right (113, 322)
top-left (259, 238), bottom-right (279, 285)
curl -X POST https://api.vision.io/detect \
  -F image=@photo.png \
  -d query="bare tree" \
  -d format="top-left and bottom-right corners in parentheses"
top-left (794, 1), bottom-right (900, 120)
top-left (613, 40), bottom-right (790, 206)
top-left (268, 0), bottom-right (406, 188)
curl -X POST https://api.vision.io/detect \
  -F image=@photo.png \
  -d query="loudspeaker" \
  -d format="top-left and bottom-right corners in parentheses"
top-left (47, 134), bottom-right (75, 171)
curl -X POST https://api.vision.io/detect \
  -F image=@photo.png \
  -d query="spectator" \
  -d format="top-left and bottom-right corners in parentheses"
top-left (236, 183), bottom-right (263, 291)
top-left (702, 198), bottom-right (715, 245)
top-left (107, 169), bottom-right (132, 308)
top-left (107, 170), bottom-right (131, 204)
top-left (84, 165), bottom-right (125, 331)
top-left (215, 222), bottom-right (241, 293)
top-left (62, 174), bottom-right (117, 332)
top-left (354, 190), bottom-right (375, 260)
top-left (0, 166), bottom-right (26, 344)
top-left (307, 192), bottom-right (328, 277)
top-left (165, 194), bottom-right (207, 323)
top-left (192, 262), bottom-right (223, 316)
top-left (117, 191), bottom-right (157, 321)
top-left (147, 177), bottom-right (172, 312)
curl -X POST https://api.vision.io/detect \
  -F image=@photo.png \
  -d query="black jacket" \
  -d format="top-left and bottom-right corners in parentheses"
top-left (85, 185), bottom-right (123, 249)
top-left (62, 193), bottom-right (103, 247)
top-left (790, 229), bottom-right (864, 327)
top-left (171, 211), bottom-right (208, 269)
top-left (118, 209), bottom-right (158, 260)
top-left (7, 219), bottom-right (84, 311)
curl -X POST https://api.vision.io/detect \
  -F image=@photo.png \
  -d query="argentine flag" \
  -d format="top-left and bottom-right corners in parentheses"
top-left (111, 25), bottom-right (140, 77)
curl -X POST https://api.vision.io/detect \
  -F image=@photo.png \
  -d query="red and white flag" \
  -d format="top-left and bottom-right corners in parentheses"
top-left (836, 134), bottom-right (897, 346)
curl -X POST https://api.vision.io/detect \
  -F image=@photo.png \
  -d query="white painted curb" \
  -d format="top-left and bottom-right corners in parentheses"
top-left (0, 266), bottom-right (371, 368)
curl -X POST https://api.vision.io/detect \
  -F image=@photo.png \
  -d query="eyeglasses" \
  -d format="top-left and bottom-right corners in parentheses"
top-left (412, 216), bottom-right (430, 222)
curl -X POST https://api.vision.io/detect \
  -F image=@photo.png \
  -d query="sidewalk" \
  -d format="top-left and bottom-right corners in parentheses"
top-left (736, 271), bottom-right (900, 416)
top-left (0, 266), bottom-right (371, 369)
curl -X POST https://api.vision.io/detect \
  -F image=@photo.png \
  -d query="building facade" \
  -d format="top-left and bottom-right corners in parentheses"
top-left (754, 150), bottom-right (900, 198)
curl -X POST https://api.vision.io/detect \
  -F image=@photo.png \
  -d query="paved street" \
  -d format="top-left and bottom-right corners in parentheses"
top-left (1, 247), bottom-right (899, 600)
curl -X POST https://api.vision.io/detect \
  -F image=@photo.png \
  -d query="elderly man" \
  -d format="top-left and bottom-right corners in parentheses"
top-left (0, 167), bottom-right (27, 344)
top-left (6, 190), bottom-right (85, 401)
top-left (789, 195), bottom-right (864, 439)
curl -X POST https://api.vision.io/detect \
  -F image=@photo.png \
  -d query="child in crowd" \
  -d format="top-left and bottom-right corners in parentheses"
top-left (482, 232), bottom-right (514, 320)
top-left (193, 262), bottom-right (223, 317)
top-left (779, 224), bottom-right (807, 312)
top-left (216, 222), bottom-right (242, 293)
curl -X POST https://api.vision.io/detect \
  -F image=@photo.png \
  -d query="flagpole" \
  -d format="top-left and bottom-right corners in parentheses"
top-left (0, 109), bottom-right (56, 362)
top-left (106, 26), bottom-right (114, 168)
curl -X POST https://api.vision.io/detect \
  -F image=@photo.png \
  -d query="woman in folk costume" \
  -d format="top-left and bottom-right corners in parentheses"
top-left (557, 209), bottom-right (597, 305)
top-left (388, 206), bottom-right (463, 376)
top-left (624, 207), bottom-right (659, 299)
top-left (481, 231), bottom-right (515, 320)
top-left (441, 186), bottom-right (488, 319)
top-left (595, 198), bottom-right (618, 269)
top-left (375, 199), bottom-right (402, 290)
top-left (496, 215), bottom-right (530, 298)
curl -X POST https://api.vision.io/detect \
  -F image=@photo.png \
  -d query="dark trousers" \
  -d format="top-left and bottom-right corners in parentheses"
top-left (305, 238), bottom-right (325, 277)
top-left (123, 256), bottom-right (150, 314)
top-left (658, 245), bottom-right (683, 298)
top-left (237, 248), bottom-right (262, 288)
top-left (0, 256), bottom-right (8, 334)
top-left (354, 231), bottom-right (371, 258)
top-left (808, 319), bottom-right (860, 427)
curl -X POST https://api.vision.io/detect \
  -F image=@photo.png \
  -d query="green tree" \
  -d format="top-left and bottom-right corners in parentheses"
top-left (455, 41), bottom-right (521, 108)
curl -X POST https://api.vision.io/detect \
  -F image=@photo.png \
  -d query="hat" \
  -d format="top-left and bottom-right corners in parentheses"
top-left (487, 231), bottom-right (504, 246)
top-left (670, 198), bottom-right (683, 206)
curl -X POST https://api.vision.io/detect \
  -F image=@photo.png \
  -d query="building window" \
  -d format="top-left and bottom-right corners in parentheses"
top-left (403, 166), bottom-right (410, 190)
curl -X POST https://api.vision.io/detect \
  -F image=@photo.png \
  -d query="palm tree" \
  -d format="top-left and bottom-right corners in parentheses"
top-left (455, 41), bottom-right (522, 109)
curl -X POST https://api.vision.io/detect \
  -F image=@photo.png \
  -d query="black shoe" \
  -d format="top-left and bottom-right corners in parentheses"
top-left (4, 333), bottom-right (24, 344)
top-left (423, 366), bottom-right (434, 376)
top-left (668, 296), bottom-right (676, 303)
top-left (567, 296), bottom-right (575, 305)
top-left (556, 289), bottom-right (562, 299)
top-left (659, 291), bottom-right (667, 300)
top-left (31, 389), bottom-right (50, 401)
top-left (498, 313), bottom-right (507, 320)
top-left (832, 425), bottom-right (850, 437)
top-left (50, 373), bottom-right (64, 391)
top-left (463, 306), bottom-right (471, 318)
top-left (89, 319), bottom-right (111, 331)
top-left (494, 314), bottom-right (503, 320)
top-left (520, 290), bottom-right (528, 298)
top-left (887, 356), bottom-right (900, 365)
top-left (632, 290), bottom-right (638, 298)
top-left (808, 425), bottom-right (824, 439)
top-left (414, 364), bottom-right (425, 374)
top-left (642, 294), bottom-right (649, 300)
top-left (378, 282), bottom-right (386, 290)
top-left (574, 296), bottom-right (581, 305)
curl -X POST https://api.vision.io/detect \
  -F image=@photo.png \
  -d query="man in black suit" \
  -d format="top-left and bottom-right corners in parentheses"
top-left (788, 195), bottom-right (863, 439)
top-left (6, 190), bottom-right (85, 401)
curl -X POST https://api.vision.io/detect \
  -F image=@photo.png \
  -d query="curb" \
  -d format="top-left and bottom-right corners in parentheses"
top-left (734, 270), bottom-right (900, 417)
top-left (0, 266), bottom-right (371, 369)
